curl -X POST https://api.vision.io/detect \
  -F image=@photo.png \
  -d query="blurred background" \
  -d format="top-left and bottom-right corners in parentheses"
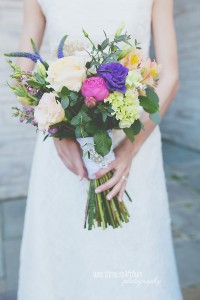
top-left (0, 0), bottom-right (200, 299)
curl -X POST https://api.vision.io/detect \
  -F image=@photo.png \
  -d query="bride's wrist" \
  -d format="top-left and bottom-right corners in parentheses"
top-left (121, 137), bottom-right (139, 158)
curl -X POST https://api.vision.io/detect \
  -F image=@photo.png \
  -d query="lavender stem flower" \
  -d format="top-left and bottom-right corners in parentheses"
top-left (4, 52), bottom-right (45, 65)
top-left (57, 35), bottom-right (68, 59)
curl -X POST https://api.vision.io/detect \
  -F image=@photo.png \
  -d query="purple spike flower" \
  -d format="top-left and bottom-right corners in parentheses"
top-left (57, 35), bottom-right (68, 59)
top-left (4, 52), bottom-right (45, 65)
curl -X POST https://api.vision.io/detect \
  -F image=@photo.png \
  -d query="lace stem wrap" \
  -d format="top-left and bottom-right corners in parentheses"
top-left (77, 130), bottom-right (115, 179)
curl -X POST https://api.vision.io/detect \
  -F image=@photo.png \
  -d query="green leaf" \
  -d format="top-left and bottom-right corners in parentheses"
top-left (64, 110), bottom-right (73, 120)
top-left (69, 92), bottom-right (78, 101)
top-left (26, 80), bottom-right (42, 89)
top-left (75, 126), bottom-right (87, 138)
top-left (85, 122), bottom-right (99, 135)
top-left (94, 130), bottom-right (112, 156)
top-left (81, 111), bottom-right (91, 123)
top-left (61, 95), bottom-right (69, 109)
top-left (139, 87), bottom-right (159, 114)
top-left (60, 86), bottom-right (70, 96)
top-left (43, 134), bottom-right (49, 142)
top-left (34, 73), bottom-right (45, 85)
top-left (101, 38), bottom-right (109, 50)
top-left (150, 111), bottom-right (161, 124)
top-left (30, 38), bottom-right (39, 54)
top-left (85, 61), bottom-right (91, 69)
top-left (7, 60), bottom-right (22, 72)
top-left (71, 114), bottom-right (80, 126)
top-left (70, 111), bottom-right (91, 127)
top-left (97, 44), bottom-right (102, 51)
top-left (91, 61), bottom-right (101, 67)
top-left (123, 127), bottom-right (135, 142)
top-left (146, 87), bottom-right (159, 105)
top-left (102, 111), bottom-right (107, 122)
top-left (14, 87), bottom-right (27, 97)
top-left (139, 95), bottom-right (158, 114)
top-left (132, 119), bottom-right (142, 135)
top-left (123, 120), bottom-right (142, 142)
top-left (75, 126), bottom-right (81, 137)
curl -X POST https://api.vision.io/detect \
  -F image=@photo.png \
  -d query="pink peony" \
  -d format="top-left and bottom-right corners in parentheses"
top-left (81, 76), bottom-right (109, 102)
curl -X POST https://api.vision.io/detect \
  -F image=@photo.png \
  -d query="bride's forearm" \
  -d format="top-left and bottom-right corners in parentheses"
top-left (16, 0), bottom-right (46, 71)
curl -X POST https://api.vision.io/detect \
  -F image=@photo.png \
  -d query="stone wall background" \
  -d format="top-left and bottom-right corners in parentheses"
top-left (0, 0), bottom-right (200, 200)
top-left (0, 0), bottom-right (47, 200)
top-left (161, 0), bottom-right (200, 151)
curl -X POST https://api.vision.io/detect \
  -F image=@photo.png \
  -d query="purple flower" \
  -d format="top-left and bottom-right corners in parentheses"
top-left (97, 62), bottom-right (129, 93)
top-left (4, 52), bottom-right (45, 65)
top-left (48, 127), bottom-right (58, 134)
top-left (31, 119), bottom-right (37, 126)
top-left (57, 35), bottom-right (68, 59)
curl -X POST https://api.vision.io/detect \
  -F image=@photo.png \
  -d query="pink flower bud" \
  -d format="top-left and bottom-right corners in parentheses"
top-left (84, 96), bottom-right (96, 107)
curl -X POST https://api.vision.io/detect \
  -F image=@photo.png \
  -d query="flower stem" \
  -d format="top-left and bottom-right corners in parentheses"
top-left (95, 180), bottom-right (106, 229)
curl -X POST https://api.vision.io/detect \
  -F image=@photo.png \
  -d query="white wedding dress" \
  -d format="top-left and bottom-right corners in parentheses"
top-left (17, 0), bottom-right (183, 299)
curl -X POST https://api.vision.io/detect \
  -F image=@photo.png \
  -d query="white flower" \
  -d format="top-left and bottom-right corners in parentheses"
top-left (126, 70), bottom-right (143, 89)
top-left (46, 56), bottom-right (87, 92)
top-left (34, 93), bottom-right (65, 131)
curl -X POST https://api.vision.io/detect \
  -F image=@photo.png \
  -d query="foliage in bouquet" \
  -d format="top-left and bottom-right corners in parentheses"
top-left (5, 23), bottom-right (161, 158)
top-left (5, 22), bottom-right (161, 230)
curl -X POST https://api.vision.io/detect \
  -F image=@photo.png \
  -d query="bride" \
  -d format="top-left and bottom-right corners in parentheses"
top-left (16, 0), bottom-right (182, 299)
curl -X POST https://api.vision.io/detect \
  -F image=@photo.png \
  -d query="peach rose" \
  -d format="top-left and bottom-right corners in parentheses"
top-left (34, 93), bottom-right (65, 131)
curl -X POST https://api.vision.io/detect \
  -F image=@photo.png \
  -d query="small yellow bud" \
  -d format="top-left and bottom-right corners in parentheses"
top-left (36, 60), bottom-right (46, 78)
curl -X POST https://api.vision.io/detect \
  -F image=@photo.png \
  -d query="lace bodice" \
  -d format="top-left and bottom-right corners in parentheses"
top-left (38, 0), bottom-right (153, 57)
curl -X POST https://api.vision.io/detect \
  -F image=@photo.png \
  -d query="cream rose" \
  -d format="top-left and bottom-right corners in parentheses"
top-left (46, 56), bottom-right (86, 92)
top-left (34, 93), bottom-right (65, 131)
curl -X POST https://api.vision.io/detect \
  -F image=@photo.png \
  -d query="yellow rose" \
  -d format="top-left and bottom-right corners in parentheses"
top-left (46, 56), bottom-right (86, 92)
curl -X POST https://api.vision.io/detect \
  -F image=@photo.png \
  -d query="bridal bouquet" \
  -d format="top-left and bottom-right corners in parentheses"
top-left (5, 22), bottom-right (160, 230)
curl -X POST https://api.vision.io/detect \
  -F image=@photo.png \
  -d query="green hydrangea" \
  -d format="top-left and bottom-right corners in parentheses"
top-left (104, 88), bottom-right (142, 128)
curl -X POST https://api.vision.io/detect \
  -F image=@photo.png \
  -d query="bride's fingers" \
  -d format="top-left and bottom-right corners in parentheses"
top-left (95, 169), bottom-right (122, 193)
top-left (118, 182), bottom-right (127, 202)
top-left (78, 167), bottom-right (88, 180)
top-left (94, 161), bottom-right (115, 179)
top-left (106, 179), bottom-right (125, 200)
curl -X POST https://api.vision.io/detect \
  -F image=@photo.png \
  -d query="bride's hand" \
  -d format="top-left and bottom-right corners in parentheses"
top-left (54, 138), bottom-right (88, 180)
top-left (95, 138), bottom-right (136, 201)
